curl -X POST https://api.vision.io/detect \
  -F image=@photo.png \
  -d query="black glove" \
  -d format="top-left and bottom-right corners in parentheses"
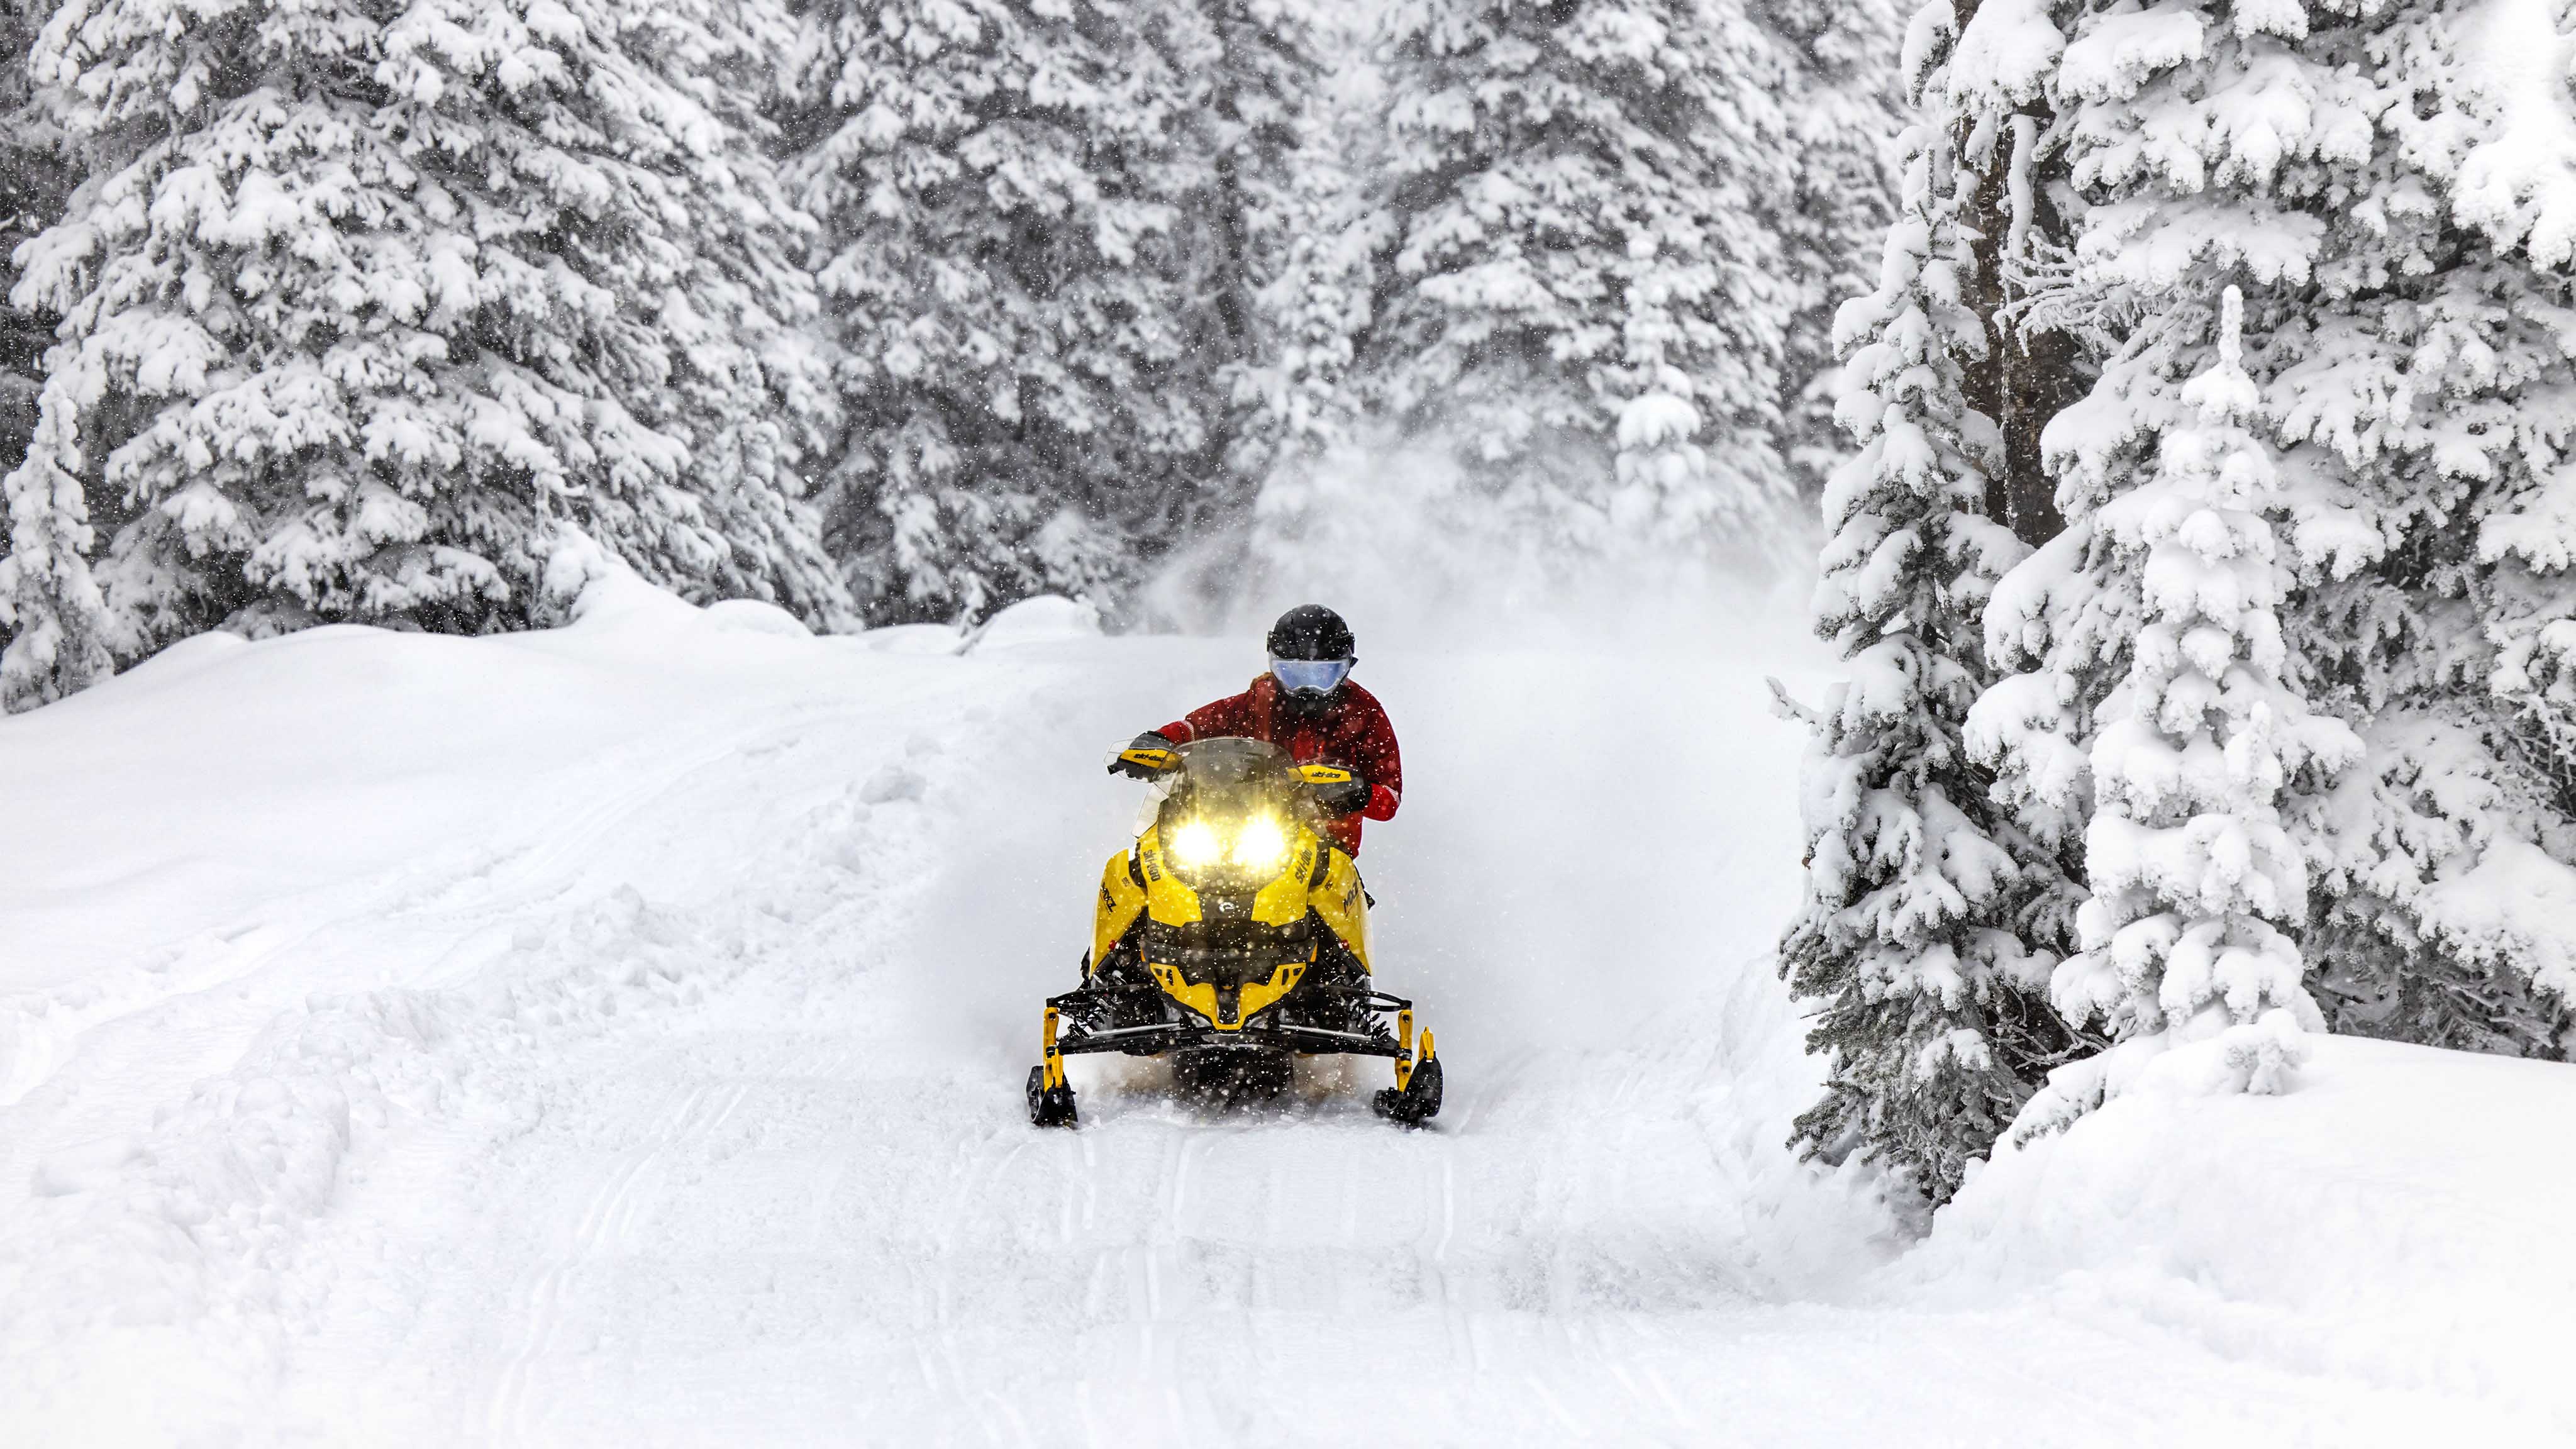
top-left (1313, 776), bottom-right (1371, 815)
top-left (1109, 731), bottom-right (1176, 778)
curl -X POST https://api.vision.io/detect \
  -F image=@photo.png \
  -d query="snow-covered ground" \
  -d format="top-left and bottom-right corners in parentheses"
top-left (3, 572), bottom-right (2569, 1446)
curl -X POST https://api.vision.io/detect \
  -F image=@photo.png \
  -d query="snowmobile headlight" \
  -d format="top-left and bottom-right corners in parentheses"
top-left (1169, 819), bottom-right (1224, 870)
top-left (1230, 814), bottom-right (1289, 872)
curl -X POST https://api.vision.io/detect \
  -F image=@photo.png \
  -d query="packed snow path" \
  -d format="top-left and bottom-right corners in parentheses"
top-left (0, 594), bottom-right (2559, 1445)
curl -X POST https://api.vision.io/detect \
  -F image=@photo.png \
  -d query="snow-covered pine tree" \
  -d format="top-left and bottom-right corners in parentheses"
top-left (1869, 0), bottom-right (2097, 996)
top-left (1230, 30), bottom-right (1380, 499)
top-left (0, 0), bottom-right (73, 479)
top-left (1228, 67), bottom-right (1391, 585)
top-left (0, 0), bottom-right (848, 705)
top-left (1366, 0), bottom-right (1808, 550)
top-left (0, 0), bottom-right (107, 708)
top-left (2023, 289), bottom-right (2360, 1123)
top-left (1971, 0), bottom-right (2382, 1118)
top-left (1974, 0), bottom-right (2576, 1073)
top-left (788, 0), bottom-right (1227, 621)
top-left (1194, 0), bottom-right (1325, 463)
top-left (1755, 0), bottom-right (1907, 501)
top-left (0, 391), bottom-right (114, 709)
top-left (2281, 0), bottom-right (2576, 1057)
top-left (1779, 22), bottom-right (2079, 1205)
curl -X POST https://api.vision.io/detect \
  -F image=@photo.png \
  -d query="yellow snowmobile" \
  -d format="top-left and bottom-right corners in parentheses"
top-left (1027, 736), bottom-right (1445, 1128)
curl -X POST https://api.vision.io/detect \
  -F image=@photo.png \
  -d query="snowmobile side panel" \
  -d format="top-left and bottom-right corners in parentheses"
top-left (1091, 848), bottom-right (1150, 972)
top-left (1309, 848), bottom-right (1370, 971)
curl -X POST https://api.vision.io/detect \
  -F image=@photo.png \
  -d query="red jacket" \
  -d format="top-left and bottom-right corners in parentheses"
top-left (1161, 675), bottom-right (1401, 856)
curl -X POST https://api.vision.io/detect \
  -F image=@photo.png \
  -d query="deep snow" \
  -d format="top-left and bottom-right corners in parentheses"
top-left (2, 572), bottom-right (2569, 1445)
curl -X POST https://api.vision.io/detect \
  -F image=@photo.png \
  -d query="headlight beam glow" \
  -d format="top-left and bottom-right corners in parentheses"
top-left (1166, 815), bottom-right (1290, 874)
top-left (1231, 814), bottom-right (1289, 870)
top-left (1169, 819), bottom-right (1224, 869)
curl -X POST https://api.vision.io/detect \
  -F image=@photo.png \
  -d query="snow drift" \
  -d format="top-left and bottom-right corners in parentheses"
top-left (1905, 1034), bottom-right (2576, 1424)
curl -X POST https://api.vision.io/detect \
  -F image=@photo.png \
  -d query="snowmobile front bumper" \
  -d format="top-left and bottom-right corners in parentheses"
top-left (1031, 987), bottom-right (1441, 1128)
top-left (1042, 985), bottom-right (1417, 1060)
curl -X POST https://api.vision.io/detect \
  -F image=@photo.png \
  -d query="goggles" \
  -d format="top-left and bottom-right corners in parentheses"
top-left (1270, 658), bottom-right (1353, 697)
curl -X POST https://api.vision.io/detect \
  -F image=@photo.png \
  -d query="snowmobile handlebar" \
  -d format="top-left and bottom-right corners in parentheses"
top-left (1108, 744), bottom-right (1182, 779)
top-left (1108, 741), bottom-right (1358, 797)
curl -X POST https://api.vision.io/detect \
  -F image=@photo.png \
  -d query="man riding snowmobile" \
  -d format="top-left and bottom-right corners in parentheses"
top-left (1114, 605), bottom-right (1401, 857)
top-left (1026, 606), bottom-right (1442, 1127)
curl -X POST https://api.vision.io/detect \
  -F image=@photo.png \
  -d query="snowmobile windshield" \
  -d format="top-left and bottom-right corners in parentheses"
top-left (1160, 738), bottom-right (1311, 878)
top-left (1165, 738), bottom-right (1303, 818)
top-left (1269, 658), bottom-right (1352, 697)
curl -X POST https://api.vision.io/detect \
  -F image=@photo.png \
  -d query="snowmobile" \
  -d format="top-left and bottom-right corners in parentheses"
top-left (1026, 736), bottom-right (1445, 1128)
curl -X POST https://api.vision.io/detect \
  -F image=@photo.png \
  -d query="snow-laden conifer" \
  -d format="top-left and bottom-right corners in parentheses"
top-left (2284, 0), bottom-right (2576, 1057)
top-left (2024, 291), bottom-right (2360, 1123)
top-left (0, 0), bottom-right (850, 698)
top-left (1367, 0), bottom-right (1810, 548)
top-left (1779, 82), bottom-right (2080, 1204)
top-left (1970, 0), bottom-right (2384, 1118)
top-left (789, 0), bottom-right (1230, 620)
top-left (0, 392), bottom-right (114, 708)
top-left (1195, 0), bottom-right (1326, 434)
top-left (1971, 0), bottom-right (2576, 1070)
top-left (1759, 0), bottom-right (1909, 497)
top-left (1231, 54), bottom-right (1380, 501)
top-left (0, 1), bottom-right (105, 708)
top-left (0, 0), bottom-right (72, 479)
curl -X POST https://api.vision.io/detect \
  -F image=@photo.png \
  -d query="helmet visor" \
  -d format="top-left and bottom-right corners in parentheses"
top-left (1270, 658), bottom-right (1353, 696)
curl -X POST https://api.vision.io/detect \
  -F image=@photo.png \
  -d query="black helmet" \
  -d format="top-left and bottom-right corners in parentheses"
top-left (1266, 604), bottom-right (1354, 662)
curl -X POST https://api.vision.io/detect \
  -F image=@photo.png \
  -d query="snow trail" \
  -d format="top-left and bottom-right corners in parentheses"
top-left (1, 601), bottom-right (2564, 1444)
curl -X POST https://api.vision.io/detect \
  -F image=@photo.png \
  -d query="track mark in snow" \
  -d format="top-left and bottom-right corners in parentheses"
top-left (484, 1075), bottom-right (752, 1446)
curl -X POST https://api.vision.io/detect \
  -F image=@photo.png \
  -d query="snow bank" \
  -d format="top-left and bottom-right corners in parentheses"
top-left (1901, 1034), bottom-right (2576, 1428)
top-left (0, 567), bottom-right (814, 1004)
top-left (972, 592), bottom-right (1102, 649)
top-left (0, 564), bottom-right (1001, 1441)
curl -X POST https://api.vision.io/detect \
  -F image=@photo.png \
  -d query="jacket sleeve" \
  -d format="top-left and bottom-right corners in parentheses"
top-left (1357, 696), bottom-right (1402, 821)
top-left (1162, 686), bottom-right (1255, 744)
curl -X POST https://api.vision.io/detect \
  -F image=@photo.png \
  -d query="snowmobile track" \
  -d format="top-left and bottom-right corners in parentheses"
top-left (486, 1074), bottom-right (755, 1446)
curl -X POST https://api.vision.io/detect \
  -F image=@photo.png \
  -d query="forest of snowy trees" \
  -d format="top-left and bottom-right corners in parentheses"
top-left (0, 0), bottom-right (1893, 706)
top-left (1782, 0), bottom-right (2576, 1205)
top-left (5, 0), bottom-right (2576, 1215)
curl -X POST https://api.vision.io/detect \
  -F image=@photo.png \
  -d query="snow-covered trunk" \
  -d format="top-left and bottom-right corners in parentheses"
top-left (1950, 76), bottom-right (2079, 546)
